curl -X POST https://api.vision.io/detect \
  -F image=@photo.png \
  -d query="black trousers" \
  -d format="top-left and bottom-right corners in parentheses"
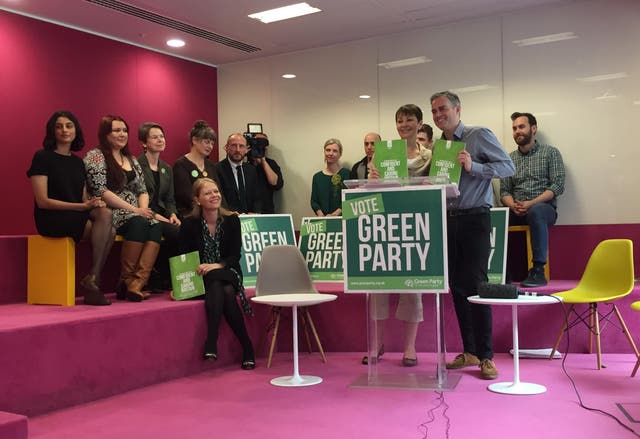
top-left (203, 278), bottom-right (254, 360)
top-left (447, 211), bottom-right (493, 360)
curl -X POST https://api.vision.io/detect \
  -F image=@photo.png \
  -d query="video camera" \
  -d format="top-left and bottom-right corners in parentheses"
top-left (243, 123), bottom-right (269, 159)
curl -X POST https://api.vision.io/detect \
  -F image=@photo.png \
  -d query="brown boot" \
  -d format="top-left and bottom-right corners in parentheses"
top-left (119, 240), bottom-right (145, 302)
top-left (128, 241), bottom-right (161, 301)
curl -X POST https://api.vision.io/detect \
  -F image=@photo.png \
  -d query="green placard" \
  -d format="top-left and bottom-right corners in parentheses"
top-left (169, 251), bottom-right (206, 300)
top-left (488, 207), bottom-right (509, 284)
top-left (240, 214), bottom-right (296, 287)
top-left (298, 217), bottom-right (344, 282)
top-left (342, 186), bottom-right (447, 292)
top-left (429, 139), bottom-right (465, 184)
top-left (374, 139), bottom-right (408, 179)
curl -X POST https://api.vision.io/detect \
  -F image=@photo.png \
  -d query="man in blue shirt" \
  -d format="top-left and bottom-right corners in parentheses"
top-left (431, 91), bottom-right (515, 380)
top-left (501, 112), bottom-right (565, 287)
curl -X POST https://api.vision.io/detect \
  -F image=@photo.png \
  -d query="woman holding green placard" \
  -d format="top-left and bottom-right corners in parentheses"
top-left (179, 178), bottom-right (255, 370)
top-left (365, 104), bottom-right (431, 367)
top-left (310, 138), bottom-right (350, 216)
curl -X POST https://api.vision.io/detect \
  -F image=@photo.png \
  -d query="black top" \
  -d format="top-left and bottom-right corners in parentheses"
top-left (26, 149), bottom-right (89, 242)
top-left (253, 157), bottom-right (284, 214)
top-left (173, 155), bottom-right (219, 219)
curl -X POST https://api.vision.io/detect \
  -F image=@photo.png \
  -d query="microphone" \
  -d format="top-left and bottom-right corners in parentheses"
top-left (477, 283), bottom-right (538, 299)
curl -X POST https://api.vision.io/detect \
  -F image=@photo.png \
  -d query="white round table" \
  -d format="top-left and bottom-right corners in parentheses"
top-left (251, 293), bottom-right (337, 387)
top-left (468, 294), bottom-right (562, 395)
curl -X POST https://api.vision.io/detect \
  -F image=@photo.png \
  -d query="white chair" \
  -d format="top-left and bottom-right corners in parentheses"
top-left (251, 245), bottom-right (337, 387)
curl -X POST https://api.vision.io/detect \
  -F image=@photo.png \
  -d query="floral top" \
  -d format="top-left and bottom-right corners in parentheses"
top-left (84, 148), bottom-right (156, 229)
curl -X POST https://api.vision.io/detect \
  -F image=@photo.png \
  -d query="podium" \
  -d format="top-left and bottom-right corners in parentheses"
top-left (342, 178), bottom-right (460, 391)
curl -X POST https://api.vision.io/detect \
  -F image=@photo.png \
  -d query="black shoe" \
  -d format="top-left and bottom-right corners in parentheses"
top-left (521, 267), bottom-right (547, 287)
top-left (361, 344), bottom-right (385, 365)
top-left (241, 359), bottom-right (256, 370)
top-left (203, 352), bottom-right (217, 361)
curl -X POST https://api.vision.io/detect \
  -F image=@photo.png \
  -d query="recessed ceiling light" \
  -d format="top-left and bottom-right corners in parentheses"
top-left (282, 74), bottom-right (297, 79)
top-left (633, 101), bottom-right (640, 106)
top-left (249, 2), bottom-right (322, 24)
top-left (377, 56), bottom-right (431, 69)
top-left (512, 32), bottom-right (577, 47)
top-left (359, 95), bottom-right (371, 99)
top-left (451, 84), bottom-right (491, 94)
top-left (577, 72), bottom-right (628, 82)
top-left (166, 39), bottom-right (185, 48)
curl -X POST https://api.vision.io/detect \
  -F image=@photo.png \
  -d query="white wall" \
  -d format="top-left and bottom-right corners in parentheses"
top-left (218, 0), bottom-right (639, 228)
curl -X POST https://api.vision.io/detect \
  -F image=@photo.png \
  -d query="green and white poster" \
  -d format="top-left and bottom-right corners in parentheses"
top-left (429, 139), bottom-right (465, 184)
top-left (488, 207), bottom-right (509, 284)
top-left (240, 214), bottom-right (296, 287)
top-left (374, 139), bottom-right (408, 179)
top-left (298, 217), bottom-right (343, 282)
top-left (342, 186), bottom-right (448, 293)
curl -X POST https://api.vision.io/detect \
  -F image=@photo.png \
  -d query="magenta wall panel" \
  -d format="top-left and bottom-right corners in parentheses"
top-left (0, 10), bottom-right (218, 235)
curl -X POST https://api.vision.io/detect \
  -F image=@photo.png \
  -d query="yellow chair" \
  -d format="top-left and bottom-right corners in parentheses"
top-left (549, 239), bottom-right (638, 369)
top-left (508, 225), bottom-right (550, 280)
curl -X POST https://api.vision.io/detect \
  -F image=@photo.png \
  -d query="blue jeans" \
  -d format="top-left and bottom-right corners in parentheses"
top-left (509, 203), bottom-right (557, 265)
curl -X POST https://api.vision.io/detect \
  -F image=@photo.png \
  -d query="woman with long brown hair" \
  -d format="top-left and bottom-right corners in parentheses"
top-left (84, 115), bottom-right (162, 302)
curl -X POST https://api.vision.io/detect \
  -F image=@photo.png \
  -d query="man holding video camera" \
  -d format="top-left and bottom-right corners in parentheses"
top-left (247, 130), bottom-right (284, 214)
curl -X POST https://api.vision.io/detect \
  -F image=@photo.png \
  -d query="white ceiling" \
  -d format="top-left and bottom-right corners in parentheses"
top-left (1, 0), bottom-right (572, 66)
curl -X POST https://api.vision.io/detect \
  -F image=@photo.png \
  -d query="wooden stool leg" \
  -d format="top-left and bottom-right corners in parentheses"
top-left (299, 307), bottom-right (313, 354)
top-left (550, 304), bottom-right (572, 359)
top-left (267, 309), bottom-right (281, 369)
top-left (593, 304), bottom-right (602, 369)
top-left (304, 308), bottom-right (327, 363)
top-left (612, 305), bottom-right (640, 357)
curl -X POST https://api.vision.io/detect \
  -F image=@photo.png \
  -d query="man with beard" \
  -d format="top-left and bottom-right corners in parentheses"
top-left (500, 112), bottom-right (565, 287)
top-left (431, 91), bottom-right (514, 380)
top-left (215, 133), bottom-right (258, 213)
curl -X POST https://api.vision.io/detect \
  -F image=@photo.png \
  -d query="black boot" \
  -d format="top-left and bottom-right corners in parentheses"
top-left (521, 265), bottom-right (547, 287)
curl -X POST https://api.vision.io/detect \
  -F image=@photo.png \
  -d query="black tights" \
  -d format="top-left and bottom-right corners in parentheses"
top-left (204, 279), bottom-right (254, 361)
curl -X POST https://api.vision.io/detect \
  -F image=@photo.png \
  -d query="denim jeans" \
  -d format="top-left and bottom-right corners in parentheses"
top-left (509, 202), bottom-right (557, 265)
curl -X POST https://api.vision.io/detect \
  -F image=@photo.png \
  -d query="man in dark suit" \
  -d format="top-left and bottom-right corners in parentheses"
top-left (215, 133), bottom-right (258, 213)
top-left (249, 132), bottom-right (283, 214)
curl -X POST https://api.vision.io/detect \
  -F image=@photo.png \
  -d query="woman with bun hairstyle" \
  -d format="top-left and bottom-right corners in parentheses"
top-left (173, 120), bottom-right (220, 219)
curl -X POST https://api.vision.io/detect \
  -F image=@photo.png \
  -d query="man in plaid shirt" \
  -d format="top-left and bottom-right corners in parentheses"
top-left (500, 112), bottom-right (565, 287)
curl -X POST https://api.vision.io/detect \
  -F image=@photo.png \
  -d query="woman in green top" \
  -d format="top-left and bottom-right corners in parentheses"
top-left (310, 138), bottom-right (350, 216)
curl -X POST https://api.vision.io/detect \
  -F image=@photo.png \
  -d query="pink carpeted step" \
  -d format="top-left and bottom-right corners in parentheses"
top-left (0, 411), bottom-right (28, 439)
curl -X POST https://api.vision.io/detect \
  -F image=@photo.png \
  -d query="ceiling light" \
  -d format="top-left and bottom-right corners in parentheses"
top-left (512, 32), bottom-right (577, 47)
top-left (577, 72), bottom-right (628, 82)
top-left (359, 95), bottom-right (371, 99)
top-left (451, 84), bottom-right (491, 94)
top-left (166, 39), bottom-right (185, 48)
top-left (594, 91), bottom-right (618, 101)
top-left (249, 2), bottom-right (321, 24)
top-left (377, 56), bottom-right (431, 69)
top-left (633, 101), bottom-right (640, 106)
top-left (282, 74), bottom-right (296, 79)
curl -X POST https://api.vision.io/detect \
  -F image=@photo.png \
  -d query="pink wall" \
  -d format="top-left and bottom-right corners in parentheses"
top-left (0, 10), bottom-right (219, 235)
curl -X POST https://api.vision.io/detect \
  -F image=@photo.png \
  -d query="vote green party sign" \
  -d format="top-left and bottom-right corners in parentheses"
top-left (342, 186), bottom-right (448, 293)
top-left (488, 208), bottom-right (509, 284)
top-left (298, 217), bottom-right (343, 282)
top-left (240, 214), bottom-right (296, 287)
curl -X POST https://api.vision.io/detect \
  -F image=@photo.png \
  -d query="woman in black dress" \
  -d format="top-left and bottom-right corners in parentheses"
top-left (179, 178), bottom-right (255, 370)
top-left (27, 110), bottom-right (114, 305)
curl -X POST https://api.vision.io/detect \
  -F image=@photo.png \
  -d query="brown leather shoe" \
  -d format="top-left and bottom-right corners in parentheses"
top-left (446, 352), bottom-right (480, 369)
top-left (479, 359), bottom-right (498, 380)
